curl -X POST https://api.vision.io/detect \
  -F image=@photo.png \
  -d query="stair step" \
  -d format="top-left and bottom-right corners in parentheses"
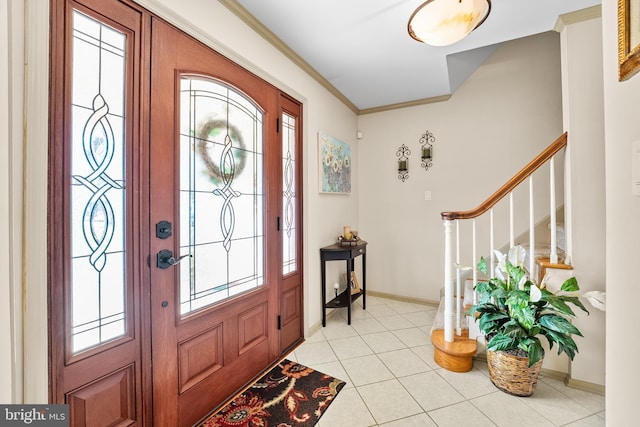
top-left (431, 329), bottom-right (477, 372)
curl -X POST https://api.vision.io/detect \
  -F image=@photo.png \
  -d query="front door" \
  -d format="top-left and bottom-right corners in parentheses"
top-left (149, 19), bottom-right (282, 427)
top-left (49, 1), bottom-right (303, 425)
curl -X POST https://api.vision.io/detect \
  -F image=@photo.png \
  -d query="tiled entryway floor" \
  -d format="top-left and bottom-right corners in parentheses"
top-left (287, 295), bottom-right (605, 427)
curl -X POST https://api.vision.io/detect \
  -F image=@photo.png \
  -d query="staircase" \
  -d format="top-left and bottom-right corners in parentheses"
top-left (432, 133), bottom-right (572, 372)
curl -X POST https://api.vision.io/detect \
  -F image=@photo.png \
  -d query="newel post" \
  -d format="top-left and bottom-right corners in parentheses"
top-left (443, 219), bottom-right (454, 343)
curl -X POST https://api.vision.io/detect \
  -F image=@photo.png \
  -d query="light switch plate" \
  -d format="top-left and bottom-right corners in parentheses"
top-left (424, 190), bottom-right (432, 201)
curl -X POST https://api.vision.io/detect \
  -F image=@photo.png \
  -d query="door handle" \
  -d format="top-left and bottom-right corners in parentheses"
top-left (157, 249), bottom-right (192, 269)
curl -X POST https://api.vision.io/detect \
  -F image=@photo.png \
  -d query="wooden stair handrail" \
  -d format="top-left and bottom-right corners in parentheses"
top-left (441, 132), bottom-right (567, 220)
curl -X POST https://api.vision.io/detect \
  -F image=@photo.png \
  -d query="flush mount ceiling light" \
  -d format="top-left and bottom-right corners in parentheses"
top-left (408, 0), bottom-right (491, 46)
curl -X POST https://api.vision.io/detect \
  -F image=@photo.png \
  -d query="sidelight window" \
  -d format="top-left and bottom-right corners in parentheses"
top-left (70, 10), bottom-right (127, 353)
top-left (282, 113), bottom-right (297, 274)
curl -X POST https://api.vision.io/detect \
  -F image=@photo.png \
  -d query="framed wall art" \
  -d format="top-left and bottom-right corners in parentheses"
top-left (619, 0), bottom-right (640, 80)
top-left (318, 132), bottom-right (351, 194)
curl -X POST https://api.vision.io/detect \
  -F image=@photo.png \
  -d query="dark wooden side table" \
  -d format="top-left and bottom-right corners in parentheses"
top-left (320, 240), bottom-right (367, 326)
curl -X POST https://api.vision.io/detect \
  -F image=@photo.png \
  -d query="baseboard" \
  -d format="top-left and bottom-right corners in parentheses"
top-left (565, 377), bottom-right (606, 396)
top-left (367, 290), bottom-right (440, 308)
top-left (307, 306), bottom-right (342, 337)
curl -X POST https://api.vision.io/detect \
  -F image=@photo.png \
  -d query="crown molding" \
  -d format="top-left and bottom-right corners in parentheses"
top-left (219, 0), bottom-right (359, 113)
top-left (554, 5), bottom-right (602, 33)
top-left (359, 94), bottom-right (451, 115)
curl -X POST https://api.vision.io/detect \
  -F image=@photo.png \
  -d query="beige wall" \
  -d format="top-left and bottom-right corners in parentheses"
top-left (603, 1), bottom-right (640, 423)
top-left (558, 12), bottom-right (606, 387)
top-left (357, 32), bottom-right (563, 303)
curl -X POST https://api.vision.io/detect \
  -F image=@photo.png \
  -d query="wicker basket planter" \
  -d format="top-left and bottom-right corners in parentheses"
top-left (486, 350), bottom-right (543, 397)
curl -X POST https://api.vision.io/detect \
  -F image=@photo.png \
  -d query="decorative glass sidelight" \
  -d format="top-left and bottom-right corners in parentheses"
top-left (282, 113), bottom-right (297, 275)
top-left (70, 11), bottom-right (127, 353)
top-left (179, 77), bottom-right (264, 315)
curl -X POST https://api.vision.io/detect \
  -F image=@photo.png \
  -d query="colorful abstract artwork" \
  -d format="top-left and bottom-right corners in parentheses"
top-left (318, 132), bottom-right (351, 194)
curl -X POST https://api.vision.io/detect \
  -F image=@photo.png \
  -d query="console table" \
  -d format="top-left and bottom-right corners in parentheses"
top-left (320, 240), bottom-right (367, 326)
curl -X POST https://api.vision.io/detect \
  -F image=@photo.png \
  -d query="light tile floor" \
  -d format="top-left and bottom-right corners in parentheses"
top-left (287, 295), bottom-right (605, 427)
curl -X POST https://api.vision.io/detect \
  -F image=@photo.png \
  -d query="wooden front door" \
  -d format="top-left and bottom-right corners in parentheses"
top-left (49, 1), bottom-right (303, 425)
top-left (149, 19), bottom-right (287, 427)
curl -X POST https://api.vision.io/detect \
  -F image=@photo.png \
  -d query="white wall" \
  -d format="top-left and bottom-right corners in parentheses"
top-left (0, 0), bottom-right (24, 404)
top-left (357, 32), bottom-right (563, 303)
top-left (558, 12), bottom-right (606, 387)
top-left (602, 1), bottom-right (640, 423)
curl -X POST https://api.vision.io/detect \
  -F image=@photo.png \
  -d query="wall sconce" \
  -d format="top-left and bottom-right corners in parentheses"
top-left (420, 130), bottom-right (435, 172)
top-left (397, 144), bottom-right (411, 182)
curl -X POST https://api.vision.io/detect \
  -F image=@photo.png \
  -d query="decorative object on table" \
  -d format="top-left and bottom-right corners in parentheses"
top-left (396, 144), bottom-right (410, 182)
top-left (343, 271), bottom-right (361, 295)
top-left (333, 282), bottom-right (340, 303)
top-left (419, 130), bottom-right (434, 172)
top-left (467, 245), bottom-right (589, 396)
top-left (343, 226), bottom-right (352, 240)
top-left (338, 226), bottom-right (360, 246)
top-left (618, 0), bottom-right (640, 81)
top-left (197, 359), bottom-right (345, 427)
top-left (318, 132), bottom-right (351, 194)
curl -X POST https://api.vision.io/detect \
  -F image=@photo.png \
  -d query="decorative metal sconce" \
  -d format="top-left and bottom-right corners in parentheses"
top-left (397, 144), bottom-right (411, 182)
top-left (420, 130), bottom-right (435, 171)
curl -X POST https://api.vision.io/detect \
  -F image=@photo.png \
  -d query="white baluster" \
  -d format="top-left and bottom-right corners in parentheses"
top-left (472, 219), bottom-right (477, 305)
top-left (490, 209), bottom-right (495, 278)
top-left (443, 220), bottom-right (454, 343)
top-left (510, 192), bottom-right (514, 248)
top-left (456, 221), bottom-right (461, 336)
top-left (564, 143), bottom-right (572, 265)
top-left (550, 156), bottom-right (558, 264)
top-left (529, 176), bottom-right (535, 279)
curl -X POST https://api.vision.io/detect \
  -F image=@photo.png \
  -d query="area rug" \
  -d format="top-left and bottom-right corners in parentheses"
top-left (197, 359), bottom-right (346, 427)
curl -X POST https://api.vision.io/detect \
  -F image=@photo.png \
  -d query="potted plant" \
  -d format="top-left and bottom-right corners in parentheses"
top-left (467, 245), bottom-right (588, 396)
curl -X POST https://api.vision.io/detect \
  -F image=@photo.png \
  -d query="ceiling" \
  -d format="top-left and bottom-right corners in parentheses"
top-left (222, 0), bottom-right (601, 113)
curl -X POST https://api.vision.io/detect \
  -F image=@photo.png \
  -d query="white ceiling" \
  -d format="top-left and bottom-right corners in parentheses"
top-left (227, 0), bottom-right (601, 112)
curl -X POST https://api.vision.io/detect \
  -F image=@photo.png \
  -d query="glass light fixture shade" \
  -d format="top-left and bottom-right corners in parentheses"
top-left (408, 0), bottom-right (491, 46)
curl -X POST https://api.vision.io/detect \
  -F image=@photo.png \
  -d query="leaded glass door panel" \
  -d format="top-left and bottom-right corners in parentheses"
top-left (149, 19), bottom-right (281, 427)
top-left (178, 77), bottom-right (265, 315)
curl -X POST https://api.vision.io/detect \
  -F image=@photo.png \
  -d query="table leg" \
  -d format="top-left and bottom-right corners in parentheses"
top-left (346, 258), bottom-right (352, 325)
top-left (321, 255), bottom-right (326, 327)
top-left (362, 252), bottom-right (366, 310)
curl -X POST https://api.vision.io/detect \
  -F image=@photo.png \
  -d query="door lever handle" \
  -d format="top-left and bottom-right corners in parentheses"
top-left (167, 254), bottom-right (192, 265)
top-left (157, 249), bottom-right (192, 269)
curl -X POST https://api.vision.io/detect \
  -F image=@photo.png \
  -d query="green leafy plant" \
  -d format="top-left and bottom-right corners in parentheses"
top-left (467, 246), bottom-right (589, 367)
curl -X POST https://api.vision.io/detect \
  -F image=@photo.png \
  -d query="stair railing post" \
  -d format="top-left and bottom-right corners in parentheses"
top-left (529, 176), bottom-right (535, 281)
top-left (549, 156), bottom-right (558, 264)
top-left (489, 209), bottom-right (495, 278)
top-left (564, 142), bottom-right (573, 265)
top-left (443, 219), bottom-right (454, 343)
top-left (509, 192), bottom-right (515, 248)
top-left (472, 219), bottom-right (477, 305)
top-left (456, 221), bottom-right (461, 336)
